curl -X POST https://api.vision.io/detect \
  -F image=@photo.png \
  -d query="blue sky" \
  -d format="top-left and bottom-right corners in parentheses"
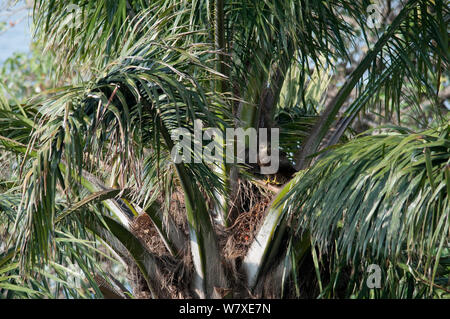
top-left (0, 1), bottom-right (32, 64)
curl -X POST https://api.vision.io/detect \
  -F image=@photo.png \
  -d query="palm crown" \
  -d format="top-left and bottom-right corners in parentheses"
top-left (0, 0), bottom-right (448, 299)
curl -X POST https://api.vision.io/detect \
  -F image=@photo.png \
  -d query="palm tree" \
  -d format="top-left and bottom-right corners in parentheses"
top-left (0, 0), bottom-right (448, 299)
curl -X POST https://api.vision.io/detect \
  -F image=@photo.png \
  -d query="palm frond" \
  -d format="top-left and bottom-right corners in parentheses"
top-left (295, 0), bottom-right (449, 169)
top-left (282, 124), bottom-right (449, 276)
